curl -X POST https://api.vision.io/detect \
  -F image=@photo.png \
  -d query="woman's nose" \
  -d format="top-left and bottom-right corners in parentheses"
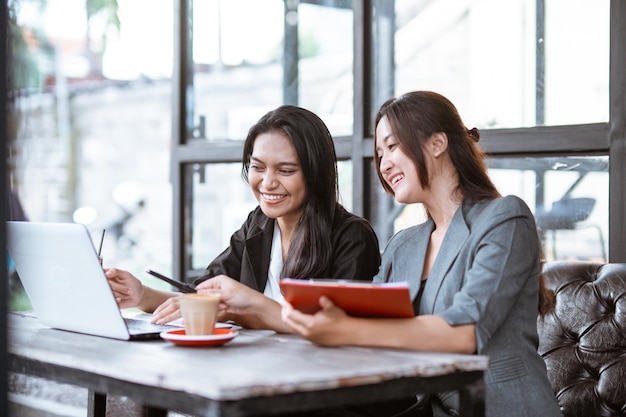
top-left (379, 153), bottom-right (392, 172)
top-left (261, 171), bottom-right (277, 188)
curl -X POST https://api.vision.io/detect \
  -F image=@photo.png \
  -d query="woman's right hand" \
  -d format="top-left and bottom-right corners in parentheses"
top-left (105, 268), bottom-right (144, 309)
top-left (195, 275), bottom-right (289, 331)
top-left (105, 267), bottom-right (181, 323)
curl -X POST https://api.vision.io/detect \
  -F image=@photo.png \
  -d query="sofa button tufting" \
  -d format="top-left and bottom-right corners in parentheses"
top-left (538, 261), bottom-right (626, 417)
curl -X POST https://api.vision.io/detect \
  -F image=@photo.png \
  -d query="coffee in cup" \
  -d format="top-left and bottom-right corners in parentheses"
top-left (178, 293), bottom-right (220, 335)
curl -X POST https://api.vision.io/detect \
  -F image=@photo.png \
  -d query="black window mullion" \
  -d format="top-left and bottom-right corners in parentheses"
top-left (609, 0), bottom-right (626, 262)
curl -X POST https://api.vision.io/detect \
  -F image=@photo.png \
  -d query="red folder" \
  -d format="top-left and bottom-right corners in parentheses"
top-left (279, 278), bottom-right (414, 318)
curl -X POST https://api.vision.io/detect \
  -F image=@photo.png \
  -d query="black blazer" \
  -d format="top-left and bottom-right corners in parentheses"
top-left (195, 205), bottom-right (381, 291)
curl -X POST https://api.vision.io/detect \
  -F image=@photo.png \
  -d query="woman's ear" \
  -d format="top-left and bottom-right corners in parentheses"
top-left (429, 132), bottom-right (448, 158)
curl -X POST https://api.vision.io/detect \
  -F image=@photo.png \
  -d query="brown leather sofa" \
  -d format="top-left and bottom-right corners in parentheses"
top-left (538, 261), bottom-right (626, 417)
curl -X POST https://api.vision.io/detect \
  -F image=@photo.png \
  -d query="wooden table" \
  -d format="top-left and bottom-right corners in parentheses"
top-left (8, 313), bottom-right (489, 417)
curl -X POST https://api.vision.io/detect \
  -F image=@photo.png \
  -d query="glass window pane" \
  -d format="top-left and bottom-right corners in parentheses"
top-left (299, 3), bottom-right (354, 136)
top-left (188, 0), bottom-right (354, 142)
top-left (187, 163), bottom-right (257, 271)
top-left (189, 0), bottom-right (285, 142)
top-left (392, 156), bottom-right (608, 262)
top-left (488, 156), bottom-right (609, 262)
top-left (544, 0), bottom-right (609, 125)
top-left (393, 0), bottom-right (609, 128)
top-left (11, 0), bottom-right (174, 277)
top-left (338, 160), bottom-right (353, 211)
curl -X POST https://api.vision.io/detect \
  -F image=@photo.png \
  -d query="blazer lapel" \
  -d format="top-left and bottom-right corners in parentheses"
top-left (421, 205), bottom-right (470, 314)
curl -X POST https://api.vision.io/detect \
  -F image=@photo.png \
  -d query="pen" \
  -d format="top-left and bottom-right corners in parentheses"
top-left (97, 229), bottom-right (105, 266)
top-left (145, 269), bottom-right (197, 293)
top-left (98, 229), bottom-right (106, 257)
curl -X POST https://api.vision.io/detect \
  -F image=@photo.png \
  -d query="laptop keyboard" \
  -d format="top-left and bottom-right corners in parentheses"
top-left (124, 317), bottom-right (181, 334)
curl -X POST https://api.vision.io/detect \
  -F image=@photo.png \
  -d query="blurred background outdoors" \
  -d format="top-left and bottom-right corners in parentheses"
top-left (8, 0), bottom-right (176, 311)
top-left (5, 0), bottom-right (612, 415)
top-left (7, 0), bottom-right (609, 306)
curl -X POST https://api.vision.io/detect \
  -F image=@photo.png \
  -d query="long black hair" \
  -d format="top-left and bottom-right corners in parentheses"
top-left (242, 105), bottom-right (339, 278)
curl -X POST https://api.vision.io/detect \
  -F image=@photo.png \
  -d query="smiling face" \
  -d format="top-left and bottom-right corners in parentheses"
top-left (247, 131), bottom-right (307, 224)
top-left (375, 116), bottom-right (426, 204)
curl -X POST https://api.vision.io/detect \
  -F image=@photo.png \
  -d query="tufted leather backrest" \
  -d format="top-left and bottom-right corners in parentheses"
top-left (538, 261), bottom-right (626, 417)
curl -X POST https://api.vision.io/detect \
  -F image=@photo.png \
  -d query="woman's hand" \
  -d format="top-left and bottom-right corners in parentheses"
top-left (105, 267), bottom-right (180, 323)
top-left (151, 275), bottom-right (259, 326)
top-left (284, 297), bottom-right (477, 353)
top-left (281, 296), bottom-right (352, 346)
top-left (195, 275), bottom-right (262, 319)
top-left (151, 295), bottom-right (183, 325)
top-left (105, 268), bottom-right (144, 309)
top-left (195, 275), bottom-right (289, 331)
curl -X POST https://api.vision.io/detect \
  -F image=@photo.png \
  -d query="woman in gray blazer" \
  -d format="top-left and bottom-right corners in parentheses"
top-left (282, 91), bottom-right (562, 417)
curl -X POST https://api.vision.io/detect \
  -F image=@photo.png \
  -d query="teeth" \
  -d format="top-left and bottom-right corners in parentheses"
top-left (263, 194), bottom-right (286, 200)
top-left (391, 175), bottom-right (403, 185)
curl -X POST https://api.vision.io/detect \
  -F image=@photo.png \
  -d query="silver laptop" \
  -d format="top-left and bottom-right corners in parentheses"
top-left (6, 221), bottom-right (180, 340)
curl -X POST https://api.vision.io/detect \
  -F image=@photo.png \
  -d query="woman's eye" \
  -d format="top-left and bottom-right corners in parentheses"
top-left (250, 164), bottom-right (264, 171)
top-left (279, 169), bottom-right (295, 175)
top-left (388, 143), bottom-right (397, 150)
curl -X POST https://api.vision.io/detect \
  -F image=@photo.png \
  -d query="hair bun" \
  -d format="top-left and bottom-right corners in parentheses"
top-left (467, 127), bottom-right (480, 142)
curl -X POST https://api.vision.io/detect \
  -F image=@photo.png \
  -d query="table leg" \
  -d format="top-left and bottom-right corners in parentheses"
top-left (87, 390), bottom-right (107, 417)
top-left (141, 405), bottom-right (168, 417)
top-left (86, 390), bottom-right (167, 417)
top-left (458, 378), bottom-right (485, 417)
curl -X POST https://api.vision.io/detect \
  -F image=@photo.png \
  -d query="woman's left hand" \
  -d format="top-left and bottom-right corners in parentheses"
top-left (281, 296), bottom-right (352, 346)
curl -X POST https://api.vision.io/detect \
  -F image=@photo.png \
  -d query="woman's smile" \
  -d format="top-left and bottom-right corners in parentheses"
top-left (389, 173), bottom-right (404, 187)
top-left (261, 193), bottom-right (287, 203)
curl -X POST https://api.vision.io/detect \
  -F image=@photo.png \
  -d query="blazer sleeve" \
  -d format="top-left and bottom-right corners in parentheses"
top-left (438, 197), bottom-right (541, 352)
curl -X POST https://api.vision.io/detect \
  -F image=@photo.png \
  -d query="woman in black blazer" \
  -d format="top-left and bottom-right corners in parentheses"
top-left (106, 105), bottom-right (381, 332)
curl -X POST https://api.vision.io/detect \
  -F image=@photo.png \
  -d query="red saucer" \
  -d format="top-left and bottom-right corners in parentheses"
top-left (160, 328), bottom-right (238, 347)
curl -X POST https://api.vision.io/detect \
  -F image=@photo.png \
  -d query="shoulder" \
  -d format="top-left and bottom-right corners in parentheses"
top-left (333, 205), bottom-right (374, 232)
top-left (236, 206), bottom-right (273, 236)
top-left (245, 206), bottom-right (272, 225)
top-left (465, 195), bottom-right (534, 224)
top-left (331, 205), bottom-right (379, 242)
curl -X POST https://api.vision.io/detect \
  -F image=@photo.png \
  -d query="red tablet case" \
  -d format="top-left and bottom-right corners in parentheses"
top-left (279, 278), bottom-right (414, 318)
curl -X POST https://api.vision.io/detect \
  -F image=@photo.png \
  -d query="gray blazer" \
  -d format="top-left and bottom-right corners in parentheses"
top-left (374, 196), bottom-right (562, 417)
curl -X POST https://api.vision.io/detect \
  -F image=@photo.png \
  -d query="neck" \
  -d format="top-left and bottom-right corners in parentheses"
top-left (276, 216), bottom-right (300, 260)
top-left (424, 154), bottom-right (463, 232)
top-left (427, 198), bottom-right (461, 231)
top-left (424, 164), bottom-right (461, 230)
top-left (276, 213), bottom-right (300, 239)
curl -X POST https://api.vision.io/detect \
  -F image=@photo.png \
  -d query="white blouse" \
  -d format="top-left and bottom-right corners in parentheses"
top-left (263, 222), bottom-right (285, 303)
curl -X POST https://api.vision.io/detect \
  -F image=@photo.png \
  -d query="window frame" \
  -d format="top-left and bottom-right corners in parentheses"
top-left (171, 0), bottom-right (626, 283)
